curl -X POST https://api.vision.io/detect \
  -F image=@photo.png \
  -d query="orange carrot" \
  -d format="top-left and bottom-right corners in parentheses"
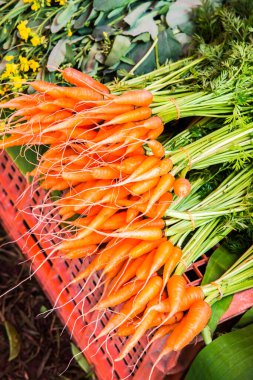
top-left (61, 67), bottom-right (110, 94)
top-left (161, 300), bottom-right (212, 353)
top-left (58, 231), bottom-right (111, 251)
top-left (109, 227), bottom-right (163, 241)
top-left (126, 208), bottom-right (139, 223)
top-left (100, 107), bottom-right (152, 127)
top-left (62, 245), bottom-right (98, 259)
top-left (113, 90), bottom-right (153, 107)
top-left (111, 155), bottom-right (146, 175)
top-left (129, 177), bottom-right (160, 196)
top-left (92, 166), bottom-right (122, 180)
top-left (163, 246), bottom-right (183, 288)
top-left (139, 116), bottom-right (163, 130)
top-left (136, 250), bottom-right (156, 280)
top-left (147, 140), bottom-right (165, 158)
top-left (30, 80), bottom-right (103, 101)
top-left (173, 178), bottom-right (191, 197)
top-left (166, 275), bottom-right (187, 318)
top-left (96, 279), bottom-right (145, 309)
top-left (127, 156), bottom-right (160, 181)
top-left (148, 241), bottom-right (174, 277)
top-left (131, 158), bottom-right (173, 182)
top-left (129, 239), bottom-right (165, 259)
top-left (147, 173), bottom-right (175, 210)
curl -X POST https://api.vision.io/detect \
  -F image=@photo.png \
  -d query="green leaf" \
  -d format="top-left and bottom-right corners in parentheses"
top-left (4, 321), bottom-right (21, 361)
top-left (208, 296), bottom-right (233, 334)
top-left (120, 56), bottom-right (135, 65)
top-left (202, 246), bottom-right (238, 285)
top-left (157, 28), bottom-right (182, 63)
top-left (65, 43), bottom-right (76, 65)
top-left (201, 246), bottom-right (239, 333)
top-left (93, 0), bottom-right (130, 12)
top-left (186, 324), bottom-right (253, 380)
top-left (107, 6), bottom-right (125, 18)
top-left (92, 25), bottom-right (113, 41)
top-left (234, 307), bottom-right (253, 329)
top-left (105, 35), bottom-right (131, 66)
top-left (70, 343), bottom-right (90, 373)
top-left (124, 2), bottom-right (152, 26)
top-left (132, 32), bottom-right (151, 43)
top-left (51, 2), bottom-right (78, 33)
top-left (6, 146), bottom-right (47, 176)
top-left (47, 39), bottom-right (69, 72)
top-left (124, 13), bottom-right (158, 40)
top-left (166, 0), bottom-right (201, 29)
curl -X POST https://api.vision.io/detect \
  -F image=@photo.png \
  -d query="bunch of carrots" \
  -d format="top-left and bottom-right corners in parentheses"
top-left (0, 68), bottom-right (213, 366)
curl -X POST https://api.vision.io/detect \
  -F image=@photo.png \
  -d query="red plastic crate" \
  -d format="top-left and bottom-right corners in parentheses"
top-left (0, 151), bottom-right (252, 379)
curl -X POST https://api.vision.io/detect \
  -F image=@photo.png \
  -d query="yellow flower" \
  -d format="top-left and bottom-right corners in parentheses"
top-left (19, 56), bottom-right (30, 72)
top-left (12, 75), bottom-right (26, 90)
top-left (17, 20), bottom-right (31, 42)
top-left (23, 0), bottom-right (40, 10)
top-left (56, 0), bottom-right (68, 5)
top-left (1, 63), bottom-right (19, 79)
top-left (30, 33), bottom-right (45, 46)
top-left (0, 121), bottom-right (5, 131)
top-left (67, 29), bottom-right (72, 37)
top-left (5, 55), bottom-right (14, 62)
top-left (46, 0), bottom-right (51, 5)
top-left (29, 59), bottom-right (40, 72)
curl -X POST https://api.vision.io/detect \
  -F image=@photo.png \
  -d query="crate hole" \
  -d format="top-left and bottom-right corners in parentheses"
top-left (15, 184), bottom-right (20, 191)
top-left (9, 199), bottom-right (14, 206)
top-left (196, 264), bottom-right (206, 277)
top-left (65, 287), bottom-right (70, 294)
top-left (4, 155), bottom-right (8, 162)
top-left (185, 269), bottom-right (199, 282)
top-left (10, 165), bottom-right (15, 172)
top-left (106, 358), bottom-right (112, 367)
top-left (57, 275), bottom-right (63, 283)
top-left (18, 175), bottom-right (23, 183)
top-left (64, 260), bottom-right (69, 268)
top-left (8, 173), bottom-right (13, 180)
top-left (114, 371), bottom-right (120, 380)
top-left (1, 162), bottom-right (6, 170)
top-left (100, 346), bottom-right (105, 354)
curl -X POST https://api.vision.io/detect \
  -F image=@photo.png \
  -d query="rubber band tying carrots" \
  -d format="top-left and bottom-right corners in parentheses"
top-left (168, 97), bottom-right (181, 120)
top-left (179, 147), bottom-right (192, 170)
top-left (210, 281), bottom-right (223, 299)
top-left (186, 211), bottom-right (196, 231)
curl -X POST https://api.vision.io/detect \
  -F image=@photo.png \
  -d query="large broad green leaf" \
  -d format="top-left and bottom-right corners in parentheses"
top-left (4, 320), bottom-right (21, 361)
top-left (124, 2), bottom-right (152, 26)
top-left (47, 39), bottom-right (69, 72)
top-left (93, 0), bottom-right (130, 12)
top-left (166, 0), bottom-right (201, 29)
top-left (6, 146), bottom-right (47, 176)
top-left (105, 35), bottom-right (131, 66)
top-left (51, 1), bottom-right (78, 33)
top-left (201, 246), bottom-right (239, 334)
top-left (186, 324), bottom-right (253, 380)
top-left (124, 13), bottom-right (158, 40)
top-left (234, 307), bottom-right (253, 329)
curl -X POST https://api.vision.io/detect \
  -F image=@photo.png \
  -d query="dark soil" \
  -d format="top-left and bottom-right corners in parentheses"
top-left (0, 226), bottom-right (91, 380)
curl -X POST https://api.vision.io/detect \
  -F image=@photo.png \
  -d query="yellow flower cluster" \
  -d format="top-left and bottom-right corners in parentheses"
top-left (23, 0), bottom-right (40, 11)
top-left (0, 56), bottom-right (40, 91)
top-left (17, 20), bottom-right (45, 46)
top-left (56, 0), bottom-right (68, 5)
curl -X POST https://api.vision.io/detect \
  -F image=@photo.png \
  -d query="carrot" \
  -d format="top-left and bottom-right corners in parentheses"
top-left (117, 318), bottom-right (140, 337)
top-left (100, 107), bottom-right (152, 127)
top-left (110, 155), bottom-right (146, 175)
top-left (95, 279), bottom-right (145, 309)
top-left (61, 67), bottom-right (110, 94)
top-left (71, 240), bottom-right (120, 283)
top-left (149, 323), bottom-right (179, 345)
top-left (148, 124), bottom-right (164, 139)
top-left (116, 310), bottom-right (160, 359)
top-left (154, 192), bottom-right (174, 218)
top-left (112, 90), bottom-right (153, 107)
top-left (129, 238), bottom-right (165, 259)
top-left (117, 218), bottom-right (165, 232)
top-left (126, 208), bottom-right (139, 223)
top-left (147, 173), bottom-right (174, 210)
top-left (173, 178), bottom-right (191, 197)
top-left (179, 286), bottom-right (205, 311)
top-left (148, 241), bottom-right (174, 278)
top-left (57, 231), bottom-right (111, 251)
top-left (88, 104), bottom-right (134, 115)
top-left (62, 172), bottom-right (94, 182)
top-left (166, 275), bottom-right (187, 318)
top-left (108, 256), bottom-right (146, 292)
top-left (62, 245), bottom-right (98, 259)
top-left (163, 246), bottom-right (183, 288)
top-left (109, 227), bottom-right (163, 241)
top-left (147, 140), bottom-right (165, 158)
top-left (30, 80), bottom-right (103, 101)
top-left (139, 116), bottom-right (163, 130)
top-left (136, 250), bottom-right (156, 280)
top-left (37, 103), bottom-right (62, 113)
top-left (76, 206), bottom-right (118, 239)
top-left (162, 300), bottom-right (212, 353)
top-left (102, 239), bottom-right (139, 275)
top-left (53, 97), bottom-right (79, 109)
top-left (92, 166), bottom-right (122, 180)
top-left (129, 177), bottom-right (160, 196)
top-left (131, 158), bottom-right (173, 182)
top-left (99, 187), bottom-right (129, 205)
top-left (127, 156), bottom-right (160, 182)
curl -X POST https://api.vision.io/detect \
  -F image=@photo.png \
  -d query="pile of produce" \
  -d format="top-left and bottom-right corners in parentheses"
top-left (0, 0), bottom-right (253, 376)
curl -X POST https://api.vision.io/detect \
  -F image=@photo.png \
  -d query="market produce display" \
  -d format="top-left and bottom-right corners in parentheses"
top-left (0, 0), bottom-right (253, 378)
